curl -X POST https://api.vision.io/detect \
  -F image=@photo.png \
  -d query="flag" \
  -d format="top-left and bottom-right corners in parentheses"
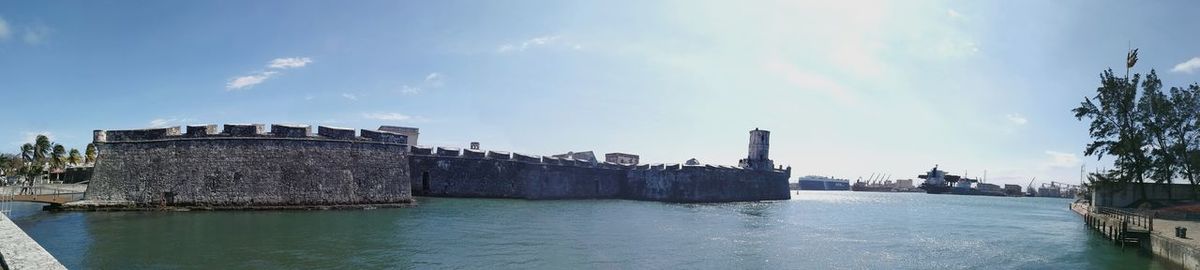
top-left (1127, 48), bottom-right (1139, 69)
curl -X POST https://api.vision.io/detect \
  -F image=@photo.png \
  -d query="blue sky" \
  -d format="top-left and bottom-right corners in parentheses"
top-left (3, 0), bottom-right (1200, 186)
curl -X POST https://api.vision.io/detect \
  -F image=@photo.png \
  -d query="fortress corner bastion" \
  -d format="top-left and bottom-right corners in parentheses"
top-left (73, 124), bottom-right (413, 210)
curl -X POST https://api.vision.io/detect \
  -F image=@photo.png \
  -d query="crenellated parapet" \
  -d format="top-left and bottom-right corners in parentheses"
top-left (408, 144), bottom-right (631, 171)
top-left (92, 123), bottom-right (409, 146)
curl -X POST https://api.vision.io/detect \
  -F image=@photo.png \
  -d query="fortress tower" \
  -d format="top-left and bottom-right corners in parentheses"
top-left (738, 128), bottom-right (775, 171)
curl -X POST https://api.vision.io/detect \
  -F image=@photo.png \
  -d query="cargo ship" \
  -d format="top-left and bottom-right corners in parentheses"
top-left (797, 175), bottom-right (850, 190)
top-left (918, 165), bottom-right (1004, 196)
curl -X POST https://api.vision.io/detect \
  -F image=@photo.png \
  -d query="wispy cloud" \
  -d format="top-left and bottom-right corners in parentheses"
top-left (0, 17), bottom-right (11, 41)
top-left (341, 93), bottom-right (358, 101)
top-left (1006, 113), bottom-right (1028, 125)
top-left (496, 35), bottom-right (582, 53)
top-left (764, 58), bottom-right (857, 104)
top-left (148, 118), bottom-right (191, 128)
top-left (22, 23), bottom-right (50, 45)
top-left (399, 72), bottom-right (446, 95)
top-left (361, 112), bottom-right (428, 122)
top-left (946, 9), bottom-right (964, 19)
top-left (0, 17), bottom-right (51, 44)
top-left (1172, 57), bottom-right (1200, 73)
top-left (268, 57), bottom-right (313, 69)
top-left (226, 57), bottom-right (313, 90)
top-left (1043, 150), bottom-right (1081, 168)
top-left (226, 71), bottom-right (278, 90)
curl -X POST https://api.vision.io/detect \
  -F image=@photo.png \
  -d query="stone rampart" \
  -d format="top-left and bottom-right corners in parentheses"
top-left (624, 164), bottom-right (791, 202)
top-left (78, 124), bottom-right (413, 209)
top-left (409, 148), bottom-right (789, 202)
top-left (409, 149), bottom-right (624, 199)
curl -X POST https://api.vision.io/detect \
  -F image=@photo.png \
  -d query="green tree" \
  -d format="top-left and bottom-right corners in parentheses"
top-left (50, 144), bottom-right (66, 170)
top-left (34, 134), bottom-right (52, 164)
top-left (0, 153), bottom-right (22, 177)
top-left (1073, 69), bottom-right (1153, 200)
top-left (85, 143), bottom-right (97, 165)
top-left (68, 148), bottom-right (82, 166)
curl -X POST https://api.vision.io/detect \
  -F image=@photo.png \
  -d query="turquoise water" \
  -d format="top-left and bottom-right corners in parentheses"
top-left (6, 191), bottom-right (1177, 269)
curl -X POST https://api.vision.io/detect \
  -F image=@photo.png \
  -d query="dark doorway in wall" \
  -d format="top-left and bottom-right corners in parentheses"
top-left (595, 180), bottom-right (601, 196)
top-left (421, 171), bottom-right (430, 194)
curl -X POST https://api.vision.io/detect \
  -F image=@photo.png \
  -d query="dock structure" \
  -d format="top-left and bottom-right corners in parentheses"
top-left (1073, 203), bottom-right (1153, 247)
top-left (0, 212), bottom-right (67, 270)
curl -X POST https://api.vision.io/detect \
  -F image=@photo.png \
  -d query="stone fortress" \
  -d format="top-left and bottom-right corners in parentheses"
top-left (70, 123), bottom-right (790, 209)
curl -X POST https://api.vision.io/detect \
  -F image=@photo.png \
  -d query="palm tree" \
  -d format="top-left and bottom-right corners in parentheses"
top-left (20, 143), bottom-right (34, 164)
top-left (85, 143), bottom-right (97, 165)
top-left (48, 144), bottom-right (65, 182)
top-left (34, 135), bottom-right (52, 164)
top-left (68, 148), bottom-right (82, 166)
top-left (50, 144), bottom-right (66, 169)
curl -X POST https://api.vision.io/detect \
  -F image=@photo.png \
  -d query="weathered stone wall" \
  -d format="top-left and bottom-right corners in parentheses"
top-left (624, 165), bottom-right (791, 202)
top-left (1092, 183), bottom-right (1200, 208)
top-left (408, 149), bottom-right (625, 199)
top-left (82, 125), bottom-right (413, 208)
top-left (409, 147), bottom-right (790, 202)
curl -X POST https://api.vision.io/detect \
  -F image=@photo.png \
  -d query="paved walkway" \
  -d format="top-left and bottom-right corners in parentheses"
top-left (1154, 218), bottom-right (1200, 245)
top-left (0, 212), bottom-right (66, 270)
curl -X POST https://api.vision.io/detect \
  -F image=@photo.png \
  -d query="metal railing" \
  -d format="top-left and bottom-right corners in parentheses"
top-left (1095, 206), bottom-right (1154, 232)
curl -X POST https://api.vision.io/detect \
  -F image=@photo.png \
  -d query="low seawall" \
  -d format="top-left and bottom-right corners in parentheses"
top-left (76, 124), bottom-right (413, 209)
top-left (1074, 202), bottom-right (1200, 270)
top-left (1147, 233), bottom-right (1200, 269)
top-left (0, 213), bottom-right (66, 270)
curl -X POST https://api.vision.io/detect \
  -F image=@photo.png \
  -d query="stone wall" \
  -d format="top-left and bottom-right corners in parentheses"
top-left (625, 164), bottom-right (791, 202)
top-left (409, 146), bottom-right (791, 202)
top-left (80, 124), bottom-right (413, 209)
top-left (1091, 183), bottom-right (1200, 208)
top-left (408, 147), bottom-right (625, 199)
top-left (0, 213), bottom-right (67, 269)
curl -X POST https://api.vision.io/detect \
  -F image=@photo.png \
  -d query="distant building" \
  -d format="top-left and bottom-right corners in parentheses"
top-left (1004, 184), bottom-right (1023, 196)
top-left (894, 179), bottom-right (914, 189)
top-left (470, 142), bottom-right (480, 150)
top-left (978, 183), bottom-right (1003, 193)
top-left (738, 128), bottom-right (775, 170)
top-left (553, 151), bottom-right (598, 163)
top-left (378, 126), bottom-right (419, 145)
top-left (685, 158), bottom-right (701, 165)
top-left (605, 153), bottom-right (639, 165)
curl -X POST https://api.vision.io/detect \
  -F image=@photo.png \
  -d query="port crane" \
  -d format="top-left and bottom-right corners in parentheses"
top-left (1026, 177), bottom-right (1037, 196)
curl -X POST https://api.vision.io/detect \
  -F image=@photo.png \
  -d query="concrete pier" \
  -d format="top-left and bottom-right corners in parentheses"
top-left (1073, 202), bottom-right (1200, 269)
top-left (0, 213), bottom-right (66, 270)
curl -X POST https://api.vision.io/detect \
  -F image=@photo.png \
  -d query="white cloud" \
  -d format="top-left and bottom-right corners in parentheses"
top-left (226, 71), bottom-right (277, 90)
top-left (22, 23), bottom-right (50, 45)
top-left (1172, 57), bottom-right (1200, 74)
top-left (362, 112), bottom-right (413, 121)
top-left (304, 95), bottom-right (315, 101)
top-left (425, 72), bottom-right (444, 87)
top-left (765, 58), bottom-right (857, 104)
top-left (268, 57), bottom-right (313, 69)
top-left (397, 72), bottom-right (446, 95)
top-left (341, 93), bottom-right (358, 100)
top-left (224, 57), bottom-right (313, 91)
top-left (148, 118), bottom-right (190, 128)
top-left (946, 9), bottom-right (964, 19)
top-left (1044, 151), bottom-right (1081, 168)
top-left (496, 35), bottom-right (580, 53)
top-left (1006, 113), bottom-right (1028, 125)
top-left (0, 17), bottom-right (10, 41)
top-left (399, 85), bottom-right (421, 94)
